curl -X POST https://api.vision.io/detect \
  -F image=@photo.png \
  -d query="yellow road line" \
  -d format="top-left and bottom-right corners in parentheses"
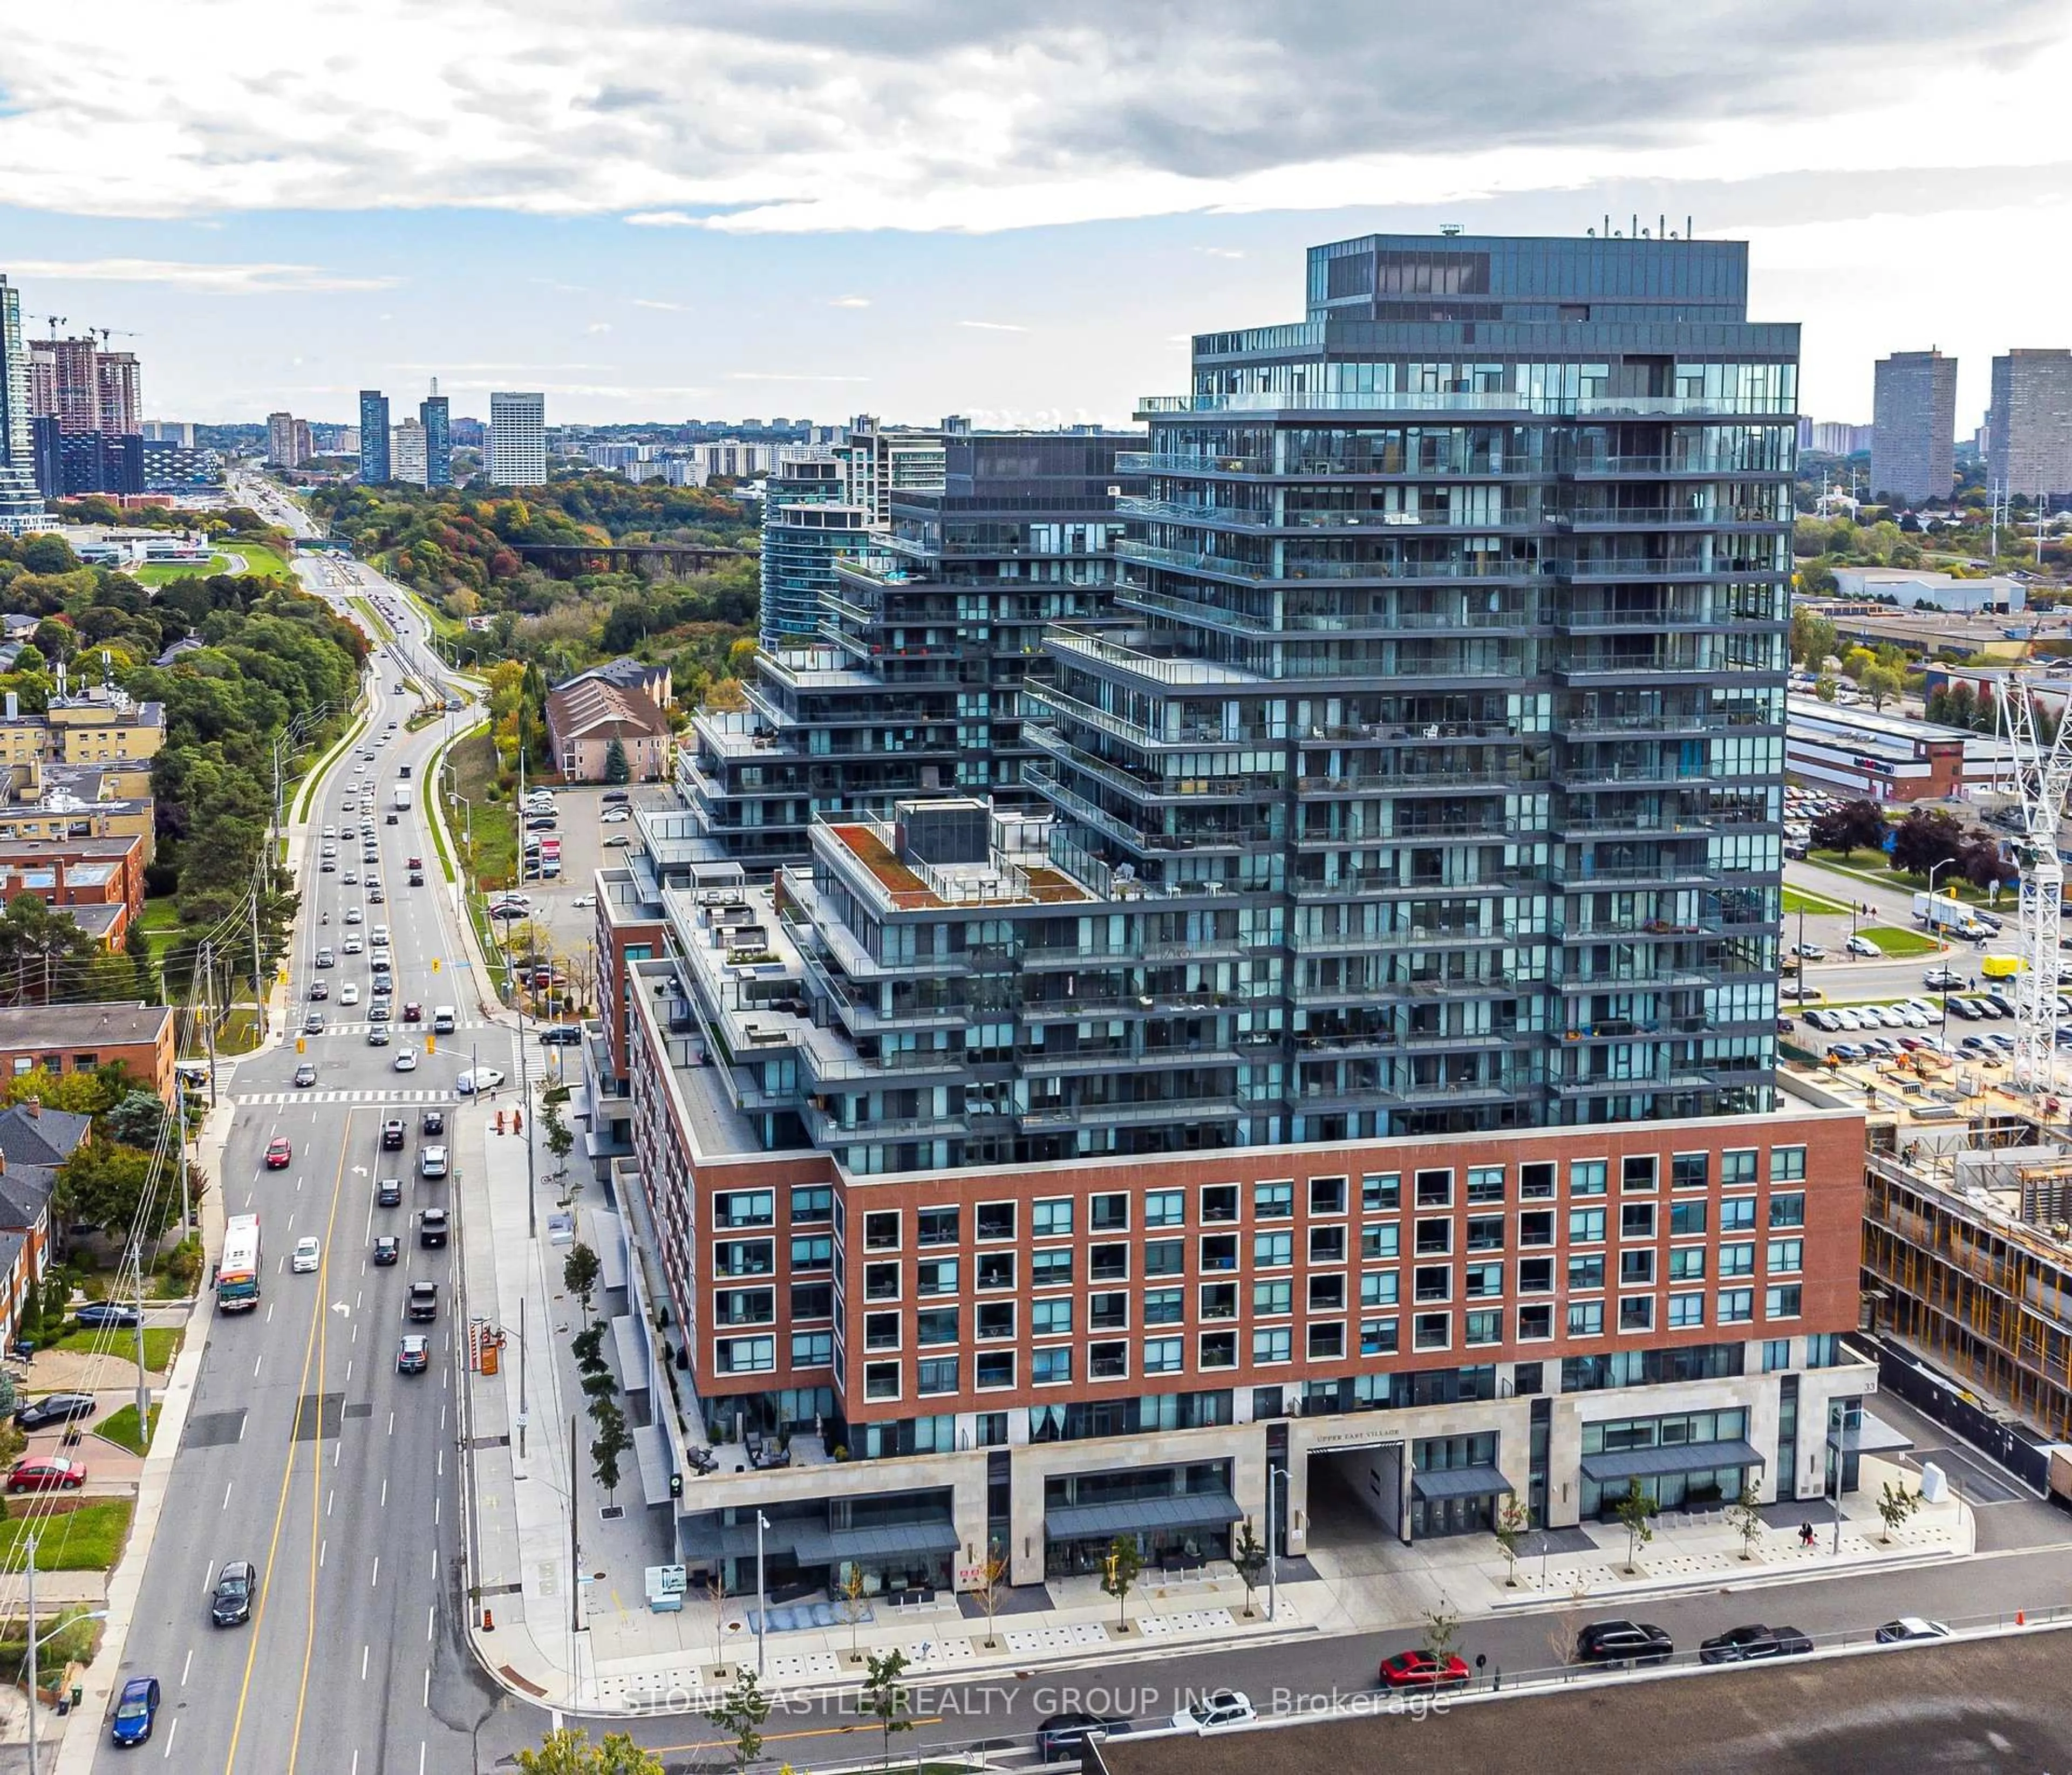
top-left (220, 1115), bottom-right (356, 1774)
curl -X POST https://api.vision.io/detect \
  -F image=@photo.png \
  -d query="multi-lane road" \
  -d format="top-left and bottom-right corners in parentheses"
top-left (84, 561), bottom-right (512, 1771)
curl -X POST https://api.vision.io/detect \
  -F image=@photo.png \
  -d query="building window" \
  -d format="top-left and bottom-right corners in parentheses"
top-left (1668, 1292), bottom-right (1705, 1328)
top-left (1309, 1272), bottom-right (1347, 1312)
top-left (1361, 1271), bottom-right (1400, 1308)
top-left (1415, 1219), bottom-right (1452, 1256)
top-left (1720, 1242), bottom-right (1755, 1278)
top-left (790, 1282), bottom-right (833, 1320)
top-left (1089, 1342), bottom-right (1128, 1380)
top-left (1519, 1211), bottom-right (1555, 1247)
top-left (1309, 1226), bottom-right (1347, 1265)
top-left (1143, 1288), bottom-right (1182, 1326)
top-left (1200, 1330), bottom-right (1238, 1368)
top-left (790, 1330), bottom-right (833, 1367)
top-left (1621, 1155), bottom-right (1658, 1193)
top-left (976, 1301), bottom-right (1015, 1340)
top-left (1201, 1233), bottom-right (1239, 1271)
top-left (1466, 1215), bottom-right (1504, 1252)
top-left (1668, 1247), bottom-right (1706, 1281)
top-left (976, 1351), bottom-right (1014, 1389)
top-left (864, 1262), bottom-right (901, 1302)
top-left (1619, 1296), bottom-right (1654, 1333)
top-left (1032, 1348), bottom-right (1073, 1385)
top-left (916, 1307), bottom-right (959, 1346)
top-left (917, 1258), bottom-right (958, 1295)
top-left (1519, 1161), bottom-right (1556, 1200)
top-left (790, 1233), bottom-right (834, 1271)
top-left (714, 1288), bottom-right (775, 1326)
top-left (864, 1210), bottom-right (901, 1252)
top-left (1722, 1198), bottom-right (1757, 1233)
top-left (1255, 1231), bottom-right (1294, 1268)
top-left (1413, 1312), bottom-right (1451, 1351)
top-left (1669, 1202), bottom-right (1708, 1238)
top-left (1360, 1317), bottom-right (1400, 1355)
top-left (1570, 1159), bottom-right (1607, 1198)
top-left (1467, 1165), bottom-right (1505, 1205)
top-left (715, 1335), bottom-right (776, 1374)
top-left (713, 1239), bottom-right (774, 1278)
top-left (1516, 1303), bottom-right (1553, 1341)
top-left (917, 1207), bottom-right (960, 1246)
top-left (1464, 1310), bottom-right (1502, 1346)
top-left (1464, 1262), bottom-right (1502, 1300)
top-left (1308, 1322), bottom-right (1345, 1360)
top-left (1769, 1192), bottom-right (1806, 1229)
top-left (1199, 1281), bottom-right (1238, 1320)
top-left (1253, 1327), bottom-right (1293, 1364)
top-left (1569, 1254), bottom-right (1605, 1291)
top-left (1032, 1298), bottom-right (1073, 1337)
top-left (1031, 1249), bottom-right (1073, 1287)
top-left (1762, 1337), bottom-right (1792, 1372)
top-left (864, 1360), bottom-right (901, 1400)
top-left (1415, 1168), bottom-right (1453, 1209)
top-left (1569, 1208), bottom-right (1606, 1245)
top-left (1202, 1184), bottom-right (1240, 1223)
top-left (1091, 1192), bottom-right (1129, 1232)
top-left (1092, 1291), bottom-right (1131, 1330)
top-left (714, 1190), bottom-right (775, 1228)
top-left (865, 1311), bottom-right (901, 1351)
top-left (1145, 1190), bottom-right (1185, 1228)
top-left (1033, 1198), bottom-right (1074, 1237)
top-left (977, 1251), bottom-right (1016, 1290)
top-left (1620, 1204), bottom-right (1656, 1240)
top-left (1671, 1153), bottom-right (1709, 1192)
top-left (1144, 1239), bottom-right (1184, 1277)
top-left (1144, 1337), bottom-right (1184, 1375)
top-left (1619, 1251), bottom-right (1655, 1287)
top-left (1768, 1238), bottom-right (1804, 1275)
top-left (1722, 1149), bottom-right (1758, 1187)
top-left (1414, 1264), bottom-right (1452, 1303)
top-left (1517, 1257), bottom-right (1553, 1295)
top-left (1770, 1145), bottom-right (1807, 1183)
top-left (1361, 1224), bottom-right (1400, 1260)
top-left (1254, 1180), bottom-right (1294, 1219)
top-left (1254, 1279), bottom-right (1292, 1316)
top-left (977, 1201), bottom-right (1017, 1240)
top-left (917, 1357), bottom-right (959, 1396)
top-left (1567, 1301), bottom-right (1605, 1337)
top-left (1766, 1285), bottom-right (1803, 1320)
top-left (1305, 1175), bottom-right (1348, 1217)
top-left (790, 1185), bottom-right (833, 1224)
top-left (1362, 1173), bottom-right (1402, 1212)
top-left (1090, 1244), bottom-right (1130, 1282)
top-left (1719, 1288), bottom-right (1755, 1325)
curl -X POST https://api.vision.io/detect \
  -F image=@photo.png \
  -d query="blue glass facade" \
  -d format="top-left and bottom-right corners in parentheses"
top-left (419, 394), bottom-right (451, 488)
top-left (358, 391), bottom-right (390, 485)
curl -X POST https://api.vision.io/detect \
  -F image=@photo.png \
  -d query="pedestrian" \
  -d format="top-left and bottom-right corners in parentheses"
top-left (1798, 1521), bottom-right (1815, 1548)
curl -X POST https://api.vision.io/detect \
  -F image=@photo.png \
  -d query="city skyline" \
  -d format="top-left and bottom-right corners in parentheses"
top-left (2, 2), bottom-right (2070, 426)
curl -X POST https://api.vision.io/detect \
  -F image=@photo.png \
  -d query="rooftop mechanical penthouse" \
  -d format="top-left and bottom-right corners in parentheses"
top-left (584, 233), bottom-right (1859, 1603)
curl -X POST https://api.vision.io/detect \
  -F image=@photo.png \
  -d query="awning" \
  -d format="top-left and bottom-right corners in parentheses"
top-left (593, 1210), bottom-right (629, 1291)
top-left (631, 1422), bottom-right (673, 1507)
top-left (609, 1313), bottom-right (650, 1393)
top-left (1044, 1489), bottom-right (1243, 1543)
top-left (789, 1519), bottom-right (961, 1564)
top-left (1828, 1411), bottom-right (1914, 1456)
top-left (1580, 1438), bottom-right (1765, 1483)
top-left (678, 1513), bottom-right (774, 1559)
top-left (1411, 1463), bottom-right (1517, 1502)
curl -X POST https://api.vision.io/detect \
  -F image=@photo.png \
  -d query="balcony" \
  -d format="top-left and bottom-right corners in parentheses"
top-left (1048, 626), bottom-right (1262, 687)
top-left (1139, 391), bottom-right (1794, 418)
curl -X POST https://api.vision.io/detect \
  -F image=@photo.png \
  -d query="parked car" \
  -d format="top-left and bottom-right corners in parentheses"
top-left (1875, 1616), bottom-right (1951, 1643)
top-left (16, 1393), bottom-right (96, 1431)
top-left (110, 1675), bottom-right (161, 1746)
top-left (7, 1455), bottom-right (86, 1493)
top-left (1035, 1713), bottom-right (1133, 1762)
top-left (210, 1559), bottom-right (257, 1628)
top-left (73, 1301), bottom-right (140, 1331)
top-left (265, 1137), bottom-right (293, 1169)
top-left (539, 1026), bottom-right (583, 1046)
top-left (1378, 1649), bottom-right (1470, 1690)
top-left (1575, 1620), bottom-right (1674, 1665)
top-left (455, 1068), bottom-right (504, 1095)
top-left (1169, 1691), bottom-right (1255, 1733)
top-left (1845, 934), bottom-right (1882, 958)
top-left (1698, 1623), bottom-right (1812, 1664)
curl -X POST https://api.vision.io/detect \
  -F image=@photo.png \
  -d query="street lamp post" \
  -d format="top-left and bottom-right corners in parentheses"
top-left (1264, 1464), bottom-right (1289, 1622)
top-left (754, 1510), bottom-right (771, 1678)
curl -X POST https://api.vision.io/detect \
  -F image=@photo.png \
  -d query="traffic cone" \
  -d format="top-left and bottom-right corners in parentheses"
top-left (483, 1608), bottom-right (495, 1631)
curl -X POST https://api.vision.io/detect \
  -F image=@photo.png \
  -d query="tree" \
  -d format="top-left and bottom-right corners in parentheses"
top-left (1876, 1479), bottom-right (1923, 1545)
top-left (563, 1241), bottom-right (602, 1321)
top-left (1962, 836), bottom-right (2018, 893)
top-left (1789, 607), bottom-right (1838, 671)
top-left (703, 1666), bottom-right (771, 1772)
top-left (543, 1097), bottom-right (575, 1178)
top-left (1727, 1484), bottom-right (1766, 1561)
top-left (860, 1649), bottom-right (912, 1771)
top-left (1860, 663), bottom-right (1904, 712)
top-left (1099, 1533), bottom-right (1142, 1630)
top-left (53, 1141), bottom-right (171, 1242)
top-left (591, 1403), bottom-right (631, 1506)
top-left (1889, 807), bottom-right (1966, 880)
top-left (514, 1727), bottom-right (663, 1774)
top-left (971, 1541), bottom-right (1011, 1647)
top-left (1494, 1493), bottom-right (1531, 1587)
top-left (837, 1562), bottom-right (871, 1660)
top-left (1614, 1487), bottom-right (1658, 1574)
top-left (1814, 671), bottom-right (1839, 703)
top-left (603, 738), bottom-right (632, 786)
top-left (1421, 1605), bottom-right (1462, 1664)
top-left (1810, 798), bottom-right (1885, 856)
top-left (102, 1090), bottom-right (166, 1151)
top-left (1231, 1518), bottom-right (1269, 1617)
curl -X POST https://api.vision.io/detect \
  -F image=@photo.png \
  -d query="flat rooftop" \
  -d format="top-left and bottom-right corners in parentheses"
top-left (824, 822), bottom-right (1089, 911)
top-left (1096, 1628), bottom-right (2072, 1775)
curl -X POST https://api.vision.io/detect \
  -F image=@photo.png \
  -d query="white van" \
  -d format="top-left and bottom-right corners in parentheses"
top-left (431, 1005), bottom-right (456, 1034)
top-left (371, 925), bottom-right (391, 947)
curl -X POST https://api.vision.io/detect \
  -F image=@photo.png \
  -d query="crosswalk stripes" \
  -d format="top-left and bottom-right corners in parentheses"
top-left (234, 1088), bottom-right (455, 1105)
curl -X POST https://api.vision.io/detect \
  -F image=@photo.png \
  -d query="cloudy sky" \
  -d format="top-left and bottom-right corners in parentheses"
top-left (4, 0), bottom-right (2069, 428)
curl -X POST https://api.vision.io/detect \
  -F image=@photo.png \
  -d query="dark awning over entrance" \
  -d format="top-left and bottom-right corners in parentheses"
top-left (789, 1519), bottom-right (960, 1564)
top-left (1828, 1411), bottom-right (1913, 1456)
top-left (1044, 1489), bottom-right (1242, 1542)
top-left (1580, 1438), bottom-right (1765, 1483)
top-left (1410, 1463), bottom-right (1517, 1502)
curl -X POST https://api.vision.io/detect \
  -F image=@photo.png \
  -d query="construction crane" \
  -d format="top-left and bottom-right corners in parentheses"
top-left (91, 327), bottom-right (139, 346)
top-left (42, 315), bottom-right (64, 339)
top-left (2002, 675), bottom-right (2072, 1094)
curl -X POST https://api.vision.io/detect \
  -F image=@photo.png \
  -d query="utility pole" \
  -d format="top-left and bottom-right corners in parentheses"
top-left (569, 1412), bottom-right (581, 1635)
top-left (23, 1535), bottom-right (36, 1775)
top-left (518, 1296), bottom-right (528, 1461)
top-left (249, 884), bottom-right (267, 1039)
top-left (131, 1272), bottom-right (150, 1428)
top-left (198, 941), bottom-right (219, 1107)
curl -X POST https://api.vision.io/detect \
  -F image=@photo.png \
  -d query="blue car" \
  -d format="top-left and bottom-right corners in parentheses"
top-left (110, 1675), bottom-right (159, 1746)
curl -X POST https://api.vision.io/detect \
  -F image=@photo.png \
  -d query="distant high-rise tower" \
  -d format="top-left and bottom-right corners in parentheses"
top-left (487, 391), bottom-right (546, 487)
top-left (31, 337), bottom-right (99, 435)
top-left (358, 391), bottom-right (391, 484)
top-left (1988, 350), bottom-right (2072, 499)
top-left (93, 351), bottom-right (141, 438)
top-left (1870, 350), bottom-right (1956, 504)
top-left (419, 384), bottom-right (451, 488)
top-left (392, 418), bottom-right (428, 488)
top-left (266, 412), bottom-right (300, 468)
top-left (0, 279), bottom-right (48, 535)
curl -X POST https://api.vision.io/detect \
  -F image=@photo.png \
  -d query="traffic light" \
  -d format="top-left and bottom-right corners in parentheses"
top-left (669, 1473), bottom-right (683, 1499)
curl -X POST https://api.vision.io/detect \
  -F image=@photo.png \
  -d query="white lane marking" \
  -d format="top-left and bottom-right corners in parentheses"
top-left (319, 1539), bottom-right (327, 1569)
top-left (370, 1555), bottom-right (380, 1588)
top-left (265, 1302), bottom-right (274, 1323)
top-left (437, 1447), bottom-right (443, 1478)
top-left (327, 1490), bottom-right (335, 1519)
top-left (426, 1603), bottom-right (434, 1643)
top-left (387, 1410), bottom-right (394, 1436)
top-left (222, 1482), bottom-right (233, 1511)
top-left (380, 1477), bottom-right (387, 1507)
top-left (433, 1496), bottom-right (439, 1527)
top-left (180, 1647), bottom-right (193, 1686)
top-left (162, 1716), bottom-right (178, 1760)
top-left (362, 1644), bottom-right (369, 1681)
top-left (201, 1560), bottom-right (216, 1596)
top-left (422, 1669), bottom-right (430, 1708)
top-left (253, 1355), bottom-right (263, 1378)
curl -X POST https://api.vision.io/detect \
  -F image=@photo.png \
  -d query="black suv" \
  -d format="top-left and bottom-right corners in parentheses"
top-left (1699, 1623), bottom-right (1813, 1665)
top-left (380, 1118), bottom-right (406, 1151)
top-left (1576, 1620), bottom-right (1674, 1665)
top-left (16, 1392), bottom-right (96, 1431)
top-left (210, 1560), bottom-right (257, 1628)
top-left (406, 1280), bottom-right (439, 1322)
top-left (377, 1177), bottom-right (403, 1207)
top-left (419, 1208), bottom-right (449, 1248)
top-left (421, 1109), bottom-right (445, 1136)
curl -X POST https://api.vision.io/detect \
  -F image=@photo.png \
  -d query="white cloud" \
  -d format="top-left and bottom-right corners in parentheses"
top-left (0, 2), bottom-right (2065, 235)
top-left (586, 321), bottom-right (614, 334)
top-left (959, 319), bottom-right (1028, 332)
top-left (829, 295), bottom-right (871, 309)
top-left (1198, 248), bottom-right (1246, 260)
top-left (725, 371), bottom-right (871, 383)
top-left (631, 297), bottom-right (686, 311)
top-left (5, 257), bottom-right (396, 293)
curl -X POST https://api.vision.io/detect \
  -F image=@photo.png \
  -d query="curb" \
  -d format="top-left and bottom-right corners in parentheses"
top-left (1485, 1541), bottom-right (1963, 1610)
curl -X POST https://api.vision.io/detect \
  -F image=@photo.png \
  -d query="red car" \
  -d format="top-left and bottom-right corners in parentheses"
top-left (264, 1138), bottom-right (292, 1170)
top-left (1378, 1650), bottom-right (1469, 1691)
top-left (8, 1456), bottom-right (86, 1493)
